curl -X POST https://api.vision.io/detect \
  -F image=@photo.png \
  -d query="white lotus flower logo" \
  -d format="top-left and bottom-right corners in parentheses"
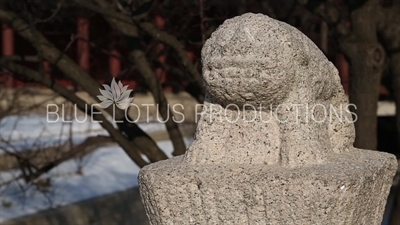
top-left (97, 78), bottom-right (134, 110)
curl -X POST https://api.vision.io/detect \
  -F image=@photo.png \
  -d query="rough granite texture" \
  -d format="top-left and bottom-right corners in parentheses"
top-left (139, 13), bottom-right (398, 225)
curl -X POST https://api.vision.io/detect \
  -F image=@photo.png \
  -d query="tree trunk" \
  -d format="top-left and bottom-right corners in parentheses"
top-left (379, 1), bottom-right (400, 154)
top-left (392, 58), bottom-right (400, 150)
top-left (344, 44), bottom-right (383, 149)
top-left (91, 0), bottom-right (187, 156)
top-left (338, 0), bottom-right (385, 150)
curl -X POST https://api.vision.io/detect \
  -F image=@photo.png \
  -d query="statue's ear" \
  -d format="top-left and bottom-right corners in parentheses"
top-left (288, 30), bottom-right (311, 68)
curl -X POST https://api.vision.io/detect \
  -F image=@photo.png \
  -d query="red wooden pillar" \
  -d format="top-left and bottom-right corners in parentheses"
top-left (43, 61), bottom-right (51, 77)
top-left (335, 53), bottom-right (350, 95)
top-left (154, 15), bottom-right (172, 91)
top-left (2, 24), bottom-right (14, 88)
top-left (77, 17), bottom-right (90, 73)
top-left (181, 50), bottom-right (196, 87)
top-left (109, 48), bottom-right (137, 89)
top-left (109, 49), bottom-right (121, 78)
top-left (34, 61), bottom-right (51, 88)
top-left (155, 49), bottom-right (169, 90)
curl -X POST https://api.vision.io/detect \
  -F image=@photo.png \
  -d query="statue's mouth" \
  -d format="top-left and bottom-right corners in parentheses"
top-left (206, 57), bottom-right (278, 70)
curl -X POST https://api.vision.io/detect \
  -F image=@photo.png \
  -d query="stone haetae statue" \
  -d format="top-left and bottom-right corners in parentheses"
top-left (139, 13), bottom-right (397, 225)
top-left (186, 13), bottom-right (354, 167)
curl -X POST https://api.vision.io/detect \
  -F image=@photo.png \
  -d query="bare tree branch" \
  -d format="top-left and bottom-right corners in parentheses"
top-left (0, 135), bottom-right (113, 171)
top-left (77, 0), bottom-right (187, 155)
top-left (35, 0), bottom-right (65, 24)
top-left (133, 20), bottom-right (205, 102)
top-left (0, 58), bottom-right (157, 169)
top-left (1, 55), bottom-right (41, 62)
top-left (74, 0), bottom-right (205, 103)
top-left (0, 8), bottom-right (101, 102)
top-left (72, 0), bottom-right (134, 25)
top-left (0, 8), bottom-right (167, 163)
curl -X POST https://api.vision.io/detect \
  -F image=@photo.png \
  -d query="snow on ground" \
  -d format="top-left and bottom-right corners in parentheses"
top-left (377, 101), bottom-right (396, 116)
top-left (0, 115), bottom-right (171, 150)
top-left (0, 115), bottom-right (193, 222)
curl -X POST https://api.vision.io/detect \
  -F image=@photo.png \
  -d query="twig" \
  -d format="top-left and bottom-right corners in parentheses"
top-left (35, 0), bottom-right (65, 24)
top-left (199, 0), bottom-right (206, 44)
